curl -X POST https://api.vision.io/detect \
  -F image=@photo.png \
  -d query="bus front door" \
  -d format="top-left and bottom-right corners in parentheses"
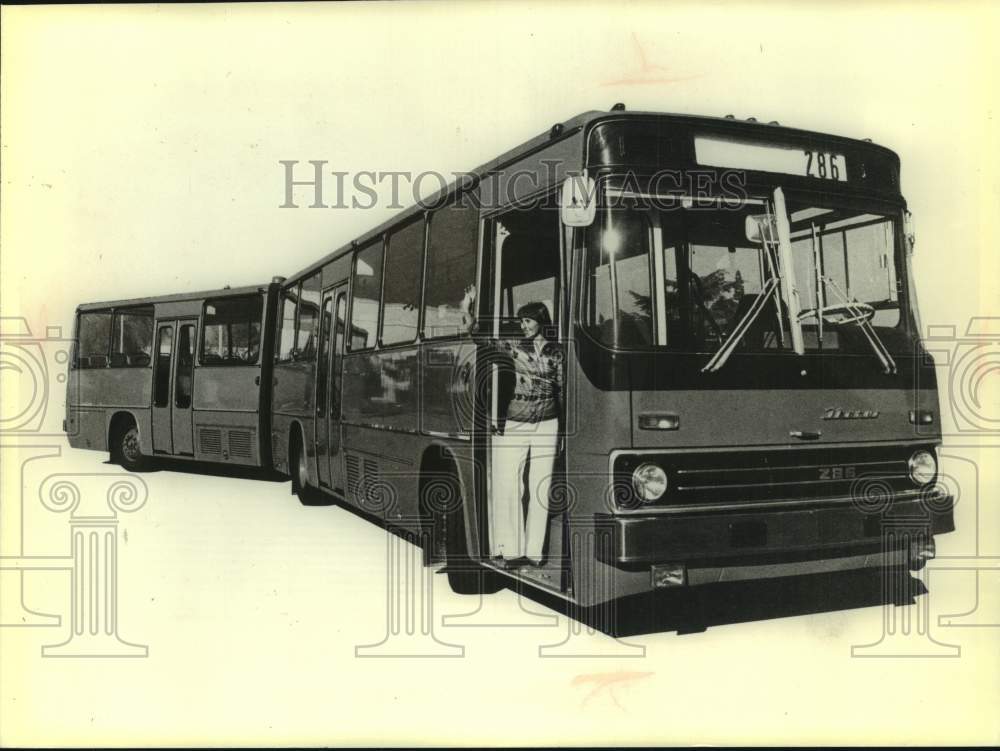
top-left (315, 284), bottom-right (348, 493)
top-left (480, 210), bottom-right (564, 577)
top-left (151, 318), bottom-right (197, 456)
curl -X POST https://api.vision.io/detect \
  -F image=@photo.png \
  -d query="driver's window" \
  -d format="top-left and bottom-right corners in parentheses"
top-left (583, 208), bottom-right (653, 348)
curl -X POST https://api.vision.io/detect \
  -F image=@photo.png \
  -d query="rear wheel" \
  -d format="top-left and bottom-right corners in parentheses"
top-left (111, 422), bottom-right (145, 472)
top-left (291, 433), bottom-right (331, 506)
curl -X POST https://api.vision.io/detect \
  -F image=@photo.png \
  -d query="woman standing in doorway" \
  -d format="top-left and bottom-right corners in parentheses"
top-left (461, 285), bottom-right (563, 568)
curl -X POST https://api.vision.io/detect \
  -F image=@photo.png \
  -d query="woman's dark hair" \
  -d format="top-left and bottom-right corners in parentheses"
top-left (516, 302), bottom-right (554, 339)
top-left (516, 302), bottom-right (552, 327)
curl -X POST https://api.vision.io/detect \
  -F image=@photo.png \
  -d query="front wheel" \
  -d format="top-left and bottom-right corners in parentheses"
top-left (435, 478), bottom-right (503, 596)
top-left (113, 424), bottom-right (146, 472)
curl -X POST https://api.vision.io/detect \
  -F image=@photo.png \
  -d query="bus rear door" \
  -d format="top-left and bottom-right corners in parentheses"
top-left (315, 283), bottom-right (348, 493)
top-left (151, 318), bottom-right (197, 455)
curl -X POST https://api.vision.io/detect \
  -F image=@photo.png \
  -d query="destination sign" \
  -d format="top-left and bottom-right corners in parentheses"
top-left (695, 136), bottom-right (848, 182)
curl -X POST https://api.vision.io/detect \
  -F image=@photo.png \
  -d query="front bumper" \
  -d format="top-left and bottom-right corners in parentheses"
top-left (596, 495), bottom-right (954, 581)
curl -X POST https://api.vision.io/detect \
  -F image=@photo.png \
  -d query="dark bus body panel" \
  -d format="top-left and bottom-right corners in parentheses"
top-left (584, 115), bottom-right (902, 198)
top-left (628, 388), bottom-right (940, 449)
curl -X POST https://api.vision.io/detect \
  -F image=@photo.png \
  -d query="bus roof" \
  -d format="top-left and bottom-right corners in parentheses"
top-left (76, 283), bottom-right (270, 312)
top-left (282, 109), bottom-right (901, 286)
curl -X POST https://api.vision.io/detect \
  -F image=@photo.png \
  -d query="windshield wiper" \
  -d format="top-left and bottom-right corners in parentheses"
top-left (701, 275), bottom-right (781, 372)
top-left (703, 188), bottom-right (803, 372)
top-left (795, 220), bottom-right (897, 375)
top-left (704, 189), bottom-right (899, 376)
top-left (797, 279), bottom-right (898, 375)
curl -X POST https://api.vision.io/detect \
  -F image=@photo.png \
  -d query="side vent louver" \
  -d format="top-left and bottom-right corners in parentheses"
top-left (199, 428), bottom-right (223, 455)
top-left (228, 430), bottom-right (252, 458)
top-left (362, 458), bottom-right (381, 510)
top-left (346, 454), bottom-right (361, 501)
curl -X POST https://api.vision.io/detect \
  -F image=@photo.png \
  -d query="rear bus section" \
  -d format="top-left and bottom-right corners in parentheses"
top-left (66, 283), bottom-right (279, 471)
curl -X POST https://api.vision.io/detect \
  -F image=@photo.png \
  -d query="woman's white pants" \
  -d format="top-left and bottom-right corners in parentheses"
top-left (489, 418), bottom-right (558, 560)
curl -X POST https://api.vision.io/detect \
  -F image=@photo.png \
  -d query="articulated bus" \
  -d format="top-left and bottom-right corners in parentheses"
top-left (68, 108), bottom-right (954, 618)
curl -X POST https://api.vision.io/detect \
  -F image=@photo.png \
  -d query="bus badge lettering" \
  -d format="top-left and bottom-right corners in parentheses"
top-left (822, 407), bottom-right (880, 420)
top-left (819, 466), bottom-right (857, 480)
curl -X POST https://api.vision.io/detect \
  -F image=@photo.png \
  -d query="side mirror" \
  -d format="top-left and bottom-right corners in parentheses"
top-left (745, 214), bottom-right (777, 244)
top-left (560, 174), bottom-right (597, 227)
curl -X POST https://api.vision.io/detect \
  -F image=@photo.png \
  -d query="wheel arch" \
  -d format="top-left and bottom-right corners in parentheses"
top-left (419, 442), bottom-right (475, 559)
top-left (286, 419), bottom-right (312, 484)
top-left (106, 410), bottom-right (141, 452)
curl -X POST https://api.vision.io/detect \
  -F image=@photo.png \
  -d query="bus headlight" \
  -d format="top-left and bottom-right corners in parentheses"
top-left (632, 463), bottom-right (668, 502)
top-left (907, 450), bottom-right (937, 486)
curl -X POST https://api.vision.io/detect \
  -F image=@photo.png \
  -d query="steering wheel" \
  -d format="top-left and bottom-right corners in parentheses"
top-left (798, 301), bottom-right (876, 325)
top-left (689, 275), bottom-right (725, 340)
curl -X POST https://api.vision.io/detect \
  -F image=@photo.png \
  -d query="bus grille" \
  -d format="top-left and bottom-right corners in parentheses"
top-left (613, 445), bottom-right (930, 509)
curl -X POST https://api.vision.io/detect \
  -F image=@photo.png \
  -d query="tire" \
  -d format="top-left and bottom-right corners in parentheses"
top-left (291, 434), bottom-right (331, 507)
top-left (112, 423), bottom-right (145, 472)
top-left (434, 471), bottom-right (503, 596)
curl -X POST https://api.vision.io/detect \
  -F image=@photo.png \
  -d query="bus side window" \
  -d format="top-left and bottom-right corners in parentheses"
top-left (423, 200), bottom-right (478, 339)
top-left (175, 324), bottom-right (195, 409)
top-left (276, 286), bottom-right (298, 361)
top-left (154, 325), bottom-right (173, 408)
top-left (316, 296), bottom-right (334, 414)
top-left (110, 307), bottom-right (154, 368)
top-left (332, 293), bottom-right (347, 417)
top-left (381, 218), bottom-right (424, 346)
top-left (297, 272), bottom-right (321, 359)
top-left (201, 295), bottom-right (263, 365)
top-left (349, 239), bottom-right (384, 351)
top-left (76, 311), bottom-right (112, 369)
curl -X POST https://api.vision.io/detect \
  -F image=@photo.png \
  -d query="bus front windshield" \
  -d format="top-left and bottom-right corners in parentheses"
top-left (582, 197), bottom-right (916, 360)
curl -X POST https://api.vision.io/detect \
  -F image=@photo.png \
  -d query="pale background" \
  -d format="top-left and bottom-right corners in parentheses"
top-left (1, 1), bottom-right (998, 746)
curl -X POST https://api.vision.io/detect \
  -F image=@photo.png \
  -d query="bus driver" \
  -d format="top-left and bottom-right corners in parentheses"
top-left (461, 285), bottom-right (564, 568)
